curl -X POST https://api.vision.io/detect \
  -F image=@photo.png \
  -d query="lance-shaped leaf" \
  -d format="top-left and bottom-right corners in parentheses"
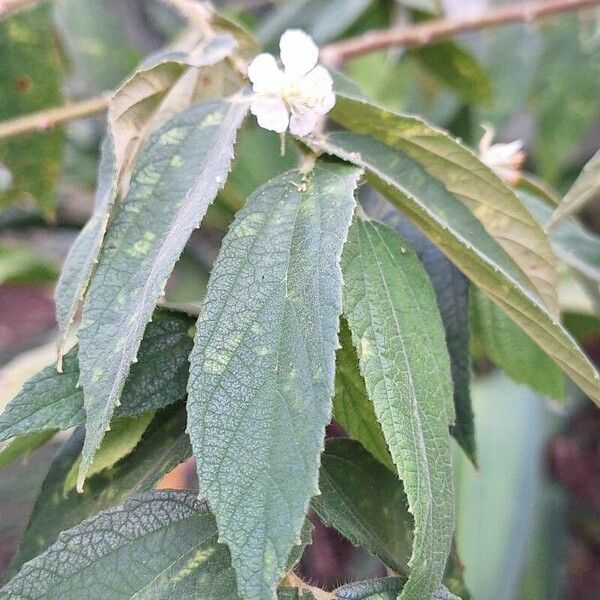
top-left (77, 100), bottom-right (247, 489)
top-left (471, 290), bottom-right (564, 400)
top-left (0, 310), bottom-right (193, 444)
top-left (364, 195), bottom-right (476, 465)
top-left (1, 491), bottom-right (240, 599)
top-left (309, 125), bottom-right (600, 407)
top-left (547, 149), bottom-right (600, 228)
top-left (10, 404), bottom-right (191, 571)
top-left (0, 431), bottom-right (56, 471)
top-left (333, 319), bottom-right (393, 471)
top-left (312, 439), bottom-right (412, 574)
top-left (342, 219), bottom-right (455, 600)
top-left (327, 93), bottom-right (559, 317)
top-left (54, 36), bottom-right (238, 355)
top-left (187, 160), bottom-right (360, 600)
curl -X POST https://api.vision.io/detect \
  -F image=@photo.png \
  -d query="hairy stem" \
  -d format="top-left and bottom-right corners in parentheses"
top-left (321, 0), bottom-right (600, 66)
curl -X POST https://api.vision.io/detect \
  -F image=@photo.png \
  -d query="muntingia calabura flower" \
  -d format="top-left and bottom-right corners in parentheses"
top-left (247, 29), bottom-right (336, 136)
top-left (478, 125), bottom-right (526, 186)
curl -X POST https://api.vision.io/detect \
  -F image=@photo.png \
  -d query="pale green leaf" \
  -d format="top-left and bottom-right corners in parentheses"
top-left (63, 413), bottom-right (154, 492)
top-left (1, 491), bottom-right (240, 599)
top-left (0, 310), bottom-right (193, 444)
top-left (309, 98), bottom-right (600, 407)
top-left (10, 404), bottom-right (191, 572)
top-left (341, 219), bottom-right (455, 600)
top-left (326, 93), bottom-right (559, 317)
top-left (77, 100), bottom-right (247, 488)
top-left (0, 4), bottom-right (64, 218)
top-left (0, 242), bottom-right (58, 285)
top-left (311, 439), bottom-right (412, 574)
top-left (333, 318), bottom-right (393, 471)
top-left (187, 160), bottom-right (360, 600)
top-left (471, 290), bottom-right (564, 400)
top-left (547, 149), bottom-right (600, 229)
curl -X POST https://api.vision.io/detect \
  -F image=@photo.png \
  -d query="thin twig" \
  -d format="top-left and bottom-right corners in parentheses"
top-left (0, 95), bottom-right (110, 142)
top-left (321, 0), bottom-right (600, 66)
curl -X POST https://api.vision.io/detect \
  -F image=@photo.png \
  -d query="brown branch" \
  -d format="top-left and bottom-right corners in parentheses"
top-left (321, 0), bottom-right (600, 66)
top-left (0, 95), bottom-right (110, 142)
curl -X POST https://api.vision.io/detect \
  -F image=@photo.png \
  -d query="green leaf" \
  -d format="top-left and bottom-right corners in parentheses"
top-left (333, 318), bottom-right (393, 471)
top-left (63, 413), bottom-right (154, 491)
top-left (310, 96), bottom-right (600, 407)
top-left (0, 242), bottom-right (58, 284)
top-left (517, 181), bottom-right (600, 284)
top-left (364, 195), bottom-right (475, 464)
top-left (341, 219), bottom-right (455, 600)
top-left (547, 149), bottom-right (600, 228)
top-left (312, 438), bottom-right (412, 574)
top-left (0, 4), bottom-right (64, 218)
top-left (77, 100), bottom-right (247, 488)
top-left (471, 290), bottom-right (564, 400)
top-left (327, 93), bottom-right (559, 317)
top-left (10, 404), bottom-right (191, 572)
top-left (0, 310), bottom-right (193, 444)
top-left (0, 430), bottom-right (56, 471)
top-left (409, 41), bottom-right (493, 105)
top-left (54, 136), bottom-right (117, 359)
top-left (187, 159), bottom-right (360, 600)
top-left (55, 35), bottom-right (239, 356)
top-left (258, 0), bottom-right (371, 47)
top-left (1, 491), bottom-right (240, 599)
top-left (53, 0), bottom-right (143, 92)
top-left (334, 578), bottom-right (458, 600)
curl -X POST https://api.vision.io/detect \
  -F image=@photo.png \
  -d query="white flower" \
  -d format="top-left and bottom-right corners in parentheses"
top-left (247, 29), bottom-right (336, 136)
top-left (478, 125), bottom-right (526, 185)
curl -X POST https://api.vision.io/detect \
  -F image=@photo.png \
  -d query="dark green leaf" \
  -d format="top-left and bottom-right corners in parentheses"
top-left (471, 290), bottom-right (564, 400)
top-left (409, 41), bottom-right (492, 105)
top-left (333, 318), bottom-right (393, 471)
top-left (0, 310), bottom-right (193, 444)
top-left (312, 439), bottom-right (412, 574)
top-left (0, 4), bottom-right (64, 218)
top-left (1, 491), bottom-right (240, 599)
top-left (77, 100), bottom-right (247, 488)
top-left (341, 219), bottom-right (455, 600)
top-left (364, 195), bottom-right (475, 464)
top-left (10, 404), bottom-right (191, 572)
top-left (309, 95), bottom-right (600, 407)
top-left (187, 160), bottom-right (360, 600)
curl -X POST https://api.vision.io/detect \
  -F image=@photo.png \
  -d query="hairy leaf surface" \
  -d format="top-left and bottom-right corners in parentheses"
top-left (0, 310), bottom-right (193, 444)
top-left (310, 115), bottom-right (600, 406)
top-left (187, 160), bottom-right (360, 600)
top-left (333, 319), bottom-right (393, 471)
top-left (335, 578), bottom-right (458, 600)
top-left (312, 439), bottom-right (412, 574)
top-left (327, 93), bottom-right (558, 316)
top-left (1, 491), bottom-right (240, 599)
top-left (10, 405), bottom-right (191, 572)
top-left (341, 219), bottom-right (455, 600)
top-left (77, 100), bottom-right (247, 488)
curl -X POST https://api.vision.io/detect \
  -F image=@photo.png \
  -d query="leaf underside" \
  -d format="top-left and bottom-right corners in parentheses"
top-left (187, 159), bottom-right (360, 600)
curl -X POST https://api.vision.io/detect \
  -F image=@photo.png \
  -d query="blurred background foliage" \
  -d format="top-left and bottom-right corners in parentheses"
top-left (0, 0), bottom-right (599, 598)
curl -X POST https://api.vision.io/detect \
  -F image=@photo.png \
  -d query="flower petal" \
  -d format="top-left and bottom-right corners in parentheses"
top-left (248, 53), bottom-right (285, 94)
top-left (299, 66), bottom-right (335, 114)
top-left (289, 111), bottom-right (319, 136)
top-left (251, 96), bottom-right (289, 133)
top-left (280, 29), bottom-right (319, 78)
